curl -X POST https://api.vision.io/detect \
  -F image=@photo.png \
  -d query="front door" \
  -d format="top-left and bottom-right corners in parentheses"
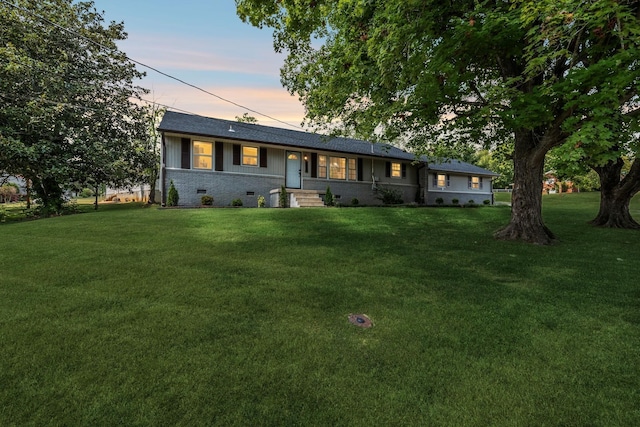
top-left (286, 151), bottom-right (302, 189)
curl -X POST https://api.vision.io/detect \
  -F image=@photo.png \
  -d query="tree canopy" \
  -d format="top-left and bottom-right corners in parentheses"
top-left (0, 0), bottom-right (153, 213)
top-left (237, 0), bottom-right (640, 244)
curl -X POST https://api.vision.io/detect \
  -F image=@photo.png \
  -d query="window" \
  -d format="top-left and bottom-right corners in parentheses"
top-left (469, 176), bottom-right (482, 189)
top-left (242, 146), bottom-right (258, 166)
top-left (348, 158), bottom-right (357, 181)
top-left (330, 157), bottom-right (346, 180)
top-left (193, 141), bottom-right (212, 169)
top-left (318, 155), bottom-right (327, 178)
top-left (391, 162), bottom-right (402, 178)
top-left (436, 174), bottom-right (449, 187)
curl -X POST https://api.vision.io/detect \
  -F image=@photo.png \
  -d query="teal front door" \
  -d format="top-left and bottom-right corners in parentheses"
top-left (286, 151), bottom-right (301, 188)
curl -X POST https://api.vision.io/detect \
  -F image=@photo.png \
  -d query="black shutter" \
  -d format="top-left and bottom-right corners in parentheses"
top-left (468, 176), bottom-right (472, 188)
top-left (446, 174), bottom-right (450, 186)
top-left (233, 144), bottom-right (241, 165)
top-left (311, 153), bottom-right (318, 178)
top-left (480, 177), bottom-right (483, 189)
top-left (215, 141), bottom-right (224, 171)
top-left (401, 163), bottom-right (407, 178)
top-left (385, 162), bottom-right (391, 178)
top-left (181, 138), bottom-right (190, 169)
top-left (259, 147), bottom-right (268, 168)
top-left (357, 158), bottom-right (363, 181)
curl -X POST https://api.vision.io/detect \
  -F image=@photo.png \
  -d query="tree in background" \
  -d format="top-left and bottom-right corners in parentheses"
top-left (236, 113), bottom-right (258, 124)
top-left (237, 0), bottom-right (640, 244)
top-left (0, 0), bottom-right (150, 214)
top-left (0, 183), bottom-right (18, 203)
top-left (544, 146), bottom-right (601, 193)
top-left (475, 142), bottom-right (515, 190)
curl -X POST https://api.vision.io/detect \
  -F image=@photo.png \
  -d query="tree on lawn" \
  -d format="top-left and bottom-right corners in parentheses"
top-left (525, 1), bottom-right (640, 228)
top-left (142, 102), bottom-right (165, 205)
top-left (549, 126), bottom-right (640, 227)
top-left (591, 152), bottom-right (640, 228)
top-left (0, 0), bottom-right (150, 214)
top-left (236, 0), bottom-right (640, 244)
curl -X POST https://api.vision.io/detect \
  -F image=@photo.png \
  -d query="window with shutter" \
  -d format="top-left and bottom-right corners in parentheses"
top-left (470, 176), bottom-right (480, 189)
top-left (242, 146), bottom-right (258, 166)
top-left (193, 141), bottom-right (212, 169)
top-left (390, 162), bottom-right (401, 178)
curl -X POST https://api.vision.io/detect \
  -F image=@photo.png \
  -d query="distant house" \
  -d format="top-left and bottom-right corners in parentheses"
top-left (1, 175), bottom-right (26, 192)
top-left (543, 172), bottom-right (579, 194)
top-left (0, 175), bottom-right (26, 202)
top-left (158, 111), bottom-right (499, 207)
top-left (105, 185), bottom-right (156, 203)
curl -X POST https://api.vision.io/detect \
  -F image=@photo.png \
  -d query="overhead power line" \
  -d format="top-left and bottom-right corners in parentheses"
top-left (0, 0), bottom-right (305, 131)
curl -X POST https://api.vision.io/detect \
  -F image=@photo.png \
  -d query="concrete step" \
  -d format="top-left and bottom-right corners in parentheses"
top-left (290, 190), bottom-right (325, 207)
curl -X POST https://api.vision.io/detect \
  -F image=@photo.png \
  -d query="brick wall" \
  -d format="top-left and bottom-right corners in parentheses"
top-left (165, 169), bottom-right (283, 207)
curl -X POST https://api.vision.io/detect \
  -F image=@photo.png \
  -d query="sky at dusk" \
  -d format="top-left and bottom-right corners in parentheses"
top-left (90, 0), bottom-right (306, 128)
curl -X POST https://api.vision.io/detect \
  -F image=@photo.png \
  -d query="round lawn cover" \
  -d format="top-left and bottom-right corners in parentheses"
top-left (348, 313), bottom-right (373, 328)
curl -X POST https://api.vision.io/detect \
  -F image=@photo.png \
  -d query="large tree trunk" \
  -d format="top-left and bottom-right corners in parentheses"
top-left (590, 157), bottom-right (640, 229)
top-left (495, 131), bottom-right (556, 245)
top-left (32, 176), bottom-right (64, 216)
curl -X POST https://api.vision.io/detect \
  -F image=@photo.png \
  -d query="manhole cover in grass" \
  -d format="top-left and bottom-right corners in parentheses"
top-left (348, 314), bottom-right (373, 328)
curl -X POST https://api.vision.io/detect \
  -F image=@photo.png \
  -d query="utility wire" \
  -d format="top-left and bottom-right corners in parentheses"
top-left (137, 97), bottom-right (328, 145)
top-left (0, 45), bottom-right (318, 143)
top-left (0, 0), bottom-right (305, 131)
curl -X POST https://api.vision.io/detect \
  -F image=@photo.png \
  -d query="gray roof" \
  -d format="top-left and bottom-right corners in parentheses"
top-left (158, 111), bottom-right (499, 176)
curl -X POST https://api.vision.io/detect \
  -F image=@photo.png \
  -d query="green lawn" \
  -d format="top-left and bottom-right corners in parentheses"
top-left (1, 194), bottom-right (639, 426)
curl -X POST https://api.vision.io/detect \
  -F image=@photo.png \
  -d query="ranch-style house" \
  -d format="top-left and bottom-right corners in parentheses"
top-left (158, 111), bottom-right (499, 207)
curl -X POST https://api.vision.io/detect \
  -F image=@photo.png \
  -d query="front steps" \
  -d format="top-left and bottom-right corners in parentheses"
top-left (289, 190), bottom-right (325, 207)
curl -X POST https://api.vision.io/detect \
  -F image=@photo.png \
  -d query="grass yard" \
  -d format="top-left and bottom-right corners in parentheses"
top-left (1, 193), bottom-right (639, 426)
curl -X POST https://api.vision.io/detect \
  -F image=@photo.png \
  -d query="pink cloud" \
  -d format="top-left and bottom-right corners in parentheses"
top-left (143, 82), bottom-right (306, 127)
